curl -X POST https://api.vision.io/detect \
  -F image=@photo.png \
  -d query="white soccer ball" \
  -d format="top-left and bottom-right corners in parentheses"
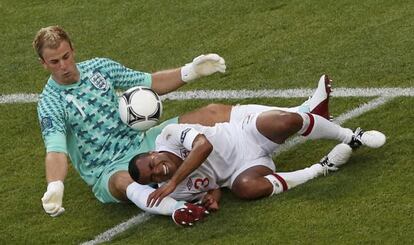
top-left (118, 86), bottom-right (163, 131)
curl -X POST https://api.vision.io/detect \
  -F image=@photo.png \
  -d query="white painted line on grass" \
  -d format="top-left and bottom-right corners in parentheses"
top-left (160, 87), bottom-right (413, 100)
top-left (0, 93), bottom-right (38, 104)
top-left (80, 212), bottom-right (153, 245)
top-left (81, 95), bottom-right (394, 244)
top-left (332, 96), bottom-right (394, 125)
top-left (1, 87), bottom-right (413, 104)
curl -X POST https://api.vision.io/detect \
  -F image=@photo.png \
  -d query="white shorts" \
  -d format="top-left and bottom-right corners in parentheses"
top-left (210, 112), bottom-right (280, 188)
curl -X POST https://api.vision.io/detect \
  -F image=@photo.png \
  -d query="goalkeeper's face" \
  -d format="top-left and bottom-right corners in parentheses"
top-left (40, 40), bottom-right (79, 85)
top-left (135, 152), bottom-right (178, 184)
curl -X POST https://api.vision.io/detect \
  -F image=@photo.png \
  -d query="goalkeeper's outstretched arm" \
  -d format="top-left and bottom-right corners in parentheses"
top-left (151, 53), bottom-right (226, 95)
top-left (41, 152), bottom-right (68, 217)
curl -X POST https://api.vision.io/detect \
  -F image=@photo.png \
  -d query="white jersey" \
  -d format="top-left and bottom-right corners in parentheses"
top-left (155, 113), bottom-right (279, 202)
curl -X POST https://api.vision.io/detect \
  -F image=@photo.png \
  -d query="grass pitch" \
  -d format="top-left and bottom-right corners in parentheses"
top-left (1, 0), bottom-right (413, 244)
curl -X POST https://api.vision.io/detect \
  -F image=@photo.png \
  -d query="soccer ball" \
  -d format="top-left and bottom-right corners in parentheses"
top-left (118, 86), bottom-right (163, 131)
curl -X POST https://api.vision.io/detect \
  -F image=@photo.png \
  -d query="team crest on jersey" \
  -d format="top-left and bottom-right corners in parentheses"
top-left (90, 72), bottom-right (109, 91)
top-left (40, 117), bottom-right (53, 132)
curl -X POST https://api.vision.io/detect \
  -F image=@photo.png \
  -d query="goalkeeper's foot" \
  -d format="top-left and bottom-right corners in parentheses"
top-left (348, 128), bottom-right (386, 149)
top-left (172, 202), bottom-right (209, 227)
top-left (319, 143), bottom-right (353, 175)
top-left (300, 74), bottom-right (333, 120)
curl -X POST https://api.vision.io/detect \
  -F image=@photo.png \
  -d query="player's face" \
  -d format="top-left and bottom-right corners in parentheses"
top-left (136, 152), bottom-right (178, 184)
top-left (40, 41), bottom-right (79, 85)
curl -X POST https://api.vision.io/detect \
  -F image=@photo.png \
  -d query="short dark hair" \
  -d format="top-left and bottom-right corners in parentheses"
top-left (128, 152), bottom-right (150, 182)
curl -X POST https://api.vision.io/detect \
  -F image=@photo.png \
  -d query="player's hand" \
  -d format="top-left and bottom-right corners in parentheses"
top-left (147, 181), bottom-right (177, 207)
top-left (172, 202), bottom-right (209, 227)
top-left (41, 180), bottom-right (65, 217)
top-left (181, 54), bottom-right (226, 82)
top-left (201, 194), bottom-right (219, 212)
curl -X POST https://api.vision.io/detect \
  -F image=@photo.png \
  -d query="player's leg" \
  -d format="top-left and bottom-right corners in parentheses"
top-left (299, 74), bottom-right (332, 119)
top-left (231, 165), bottom-right (275, 199)
top-left (231, 143), bottom-right (352, 200)
top-left (229, 74), bottom-right (333, 123)
top-left (178, 103), bottom-right (232, 126)
top-left (297, 112), bottom-right (386, 148)
top-left (107, 170), bottom-right (201, 219)
top-left (255, 110), bottom-right (352, 144)
top-left (232, 164), bottom-right (325, 199)
top-left (108, 170), bottom-right (133, 201)
top-left (254, 110), bottom-right (303, 144)
top-left (255, 110), bottom-right (385, 148)
top-left (106, 170), bottom-right (178, 215)
top-left (178, 75), bottom-right (332, 127)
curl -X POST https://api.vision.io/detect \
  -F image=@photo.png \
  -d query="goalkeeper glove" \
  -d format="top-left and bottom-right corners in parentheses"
top-left (181, 54), bottom-right (226, 83)
top-left (41, 180), bottom-right (65, 217)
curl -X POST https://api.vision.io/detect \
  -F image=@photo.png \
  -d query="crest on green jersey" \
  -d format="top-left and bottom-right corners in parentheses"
top-left (40, 117), bottom-right (53, 132)
top-left (90, 72), bottom-right (109, 91)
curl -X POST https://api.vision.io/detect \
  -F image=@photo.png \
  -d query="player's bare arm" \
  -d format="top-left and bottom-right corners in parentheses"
top-left (41, 152), bottom-right (68, 217)
top-left (151, 68), bottom-right (184, 95)
top-left (45, 152), bottom-right (68, 182)
top-left (201, 188), bottom-right (222, 212)
top-left (147, 134), bottom-right (213, 207)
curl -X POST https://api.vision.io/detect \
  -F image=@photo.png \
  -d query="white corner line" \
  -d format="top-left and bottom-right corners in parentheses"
top-left (160, 87), bottom-right (413, 100)
top-left (81, 95), bottom-right (393, 244)
top-left (80, 212), bottom-right (153, 245)
top-left (1, 87), bottom-right (413, 104)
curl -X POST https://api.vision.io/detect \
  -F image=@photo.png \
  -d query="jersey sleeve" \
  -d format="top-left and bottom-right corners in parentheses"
top-left (155, 124), bottom-right (201, 155)
top-left (37, 94), bottom-right (68, 153)
top-left (100, 58), bottom-right (152, 89)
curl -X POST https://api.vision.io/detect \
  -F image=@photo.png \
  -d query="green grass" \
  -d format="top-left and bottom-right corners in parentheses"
top-left (1, 98), bottom-right (412, 244)
top-left (1, 0), bottom-right (413, 244)
top-left (1, 0), bottom-right (413, 94)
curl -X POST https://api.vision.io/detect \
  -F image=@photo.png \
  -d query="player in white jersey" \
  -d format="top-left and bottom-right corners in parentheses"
top-left (128, 106), bottom-right (386, 218)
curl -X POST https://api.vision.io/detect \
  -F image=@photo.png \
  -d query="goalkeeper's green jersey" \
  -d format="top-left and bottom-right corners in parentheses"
top-left (37, 58), bottom-right (151, 186)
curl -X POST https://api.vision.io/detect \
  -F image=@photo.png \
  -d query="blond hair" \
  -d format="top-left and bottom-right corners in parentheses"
top-left (33, 26), bottom-right (73, 59)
